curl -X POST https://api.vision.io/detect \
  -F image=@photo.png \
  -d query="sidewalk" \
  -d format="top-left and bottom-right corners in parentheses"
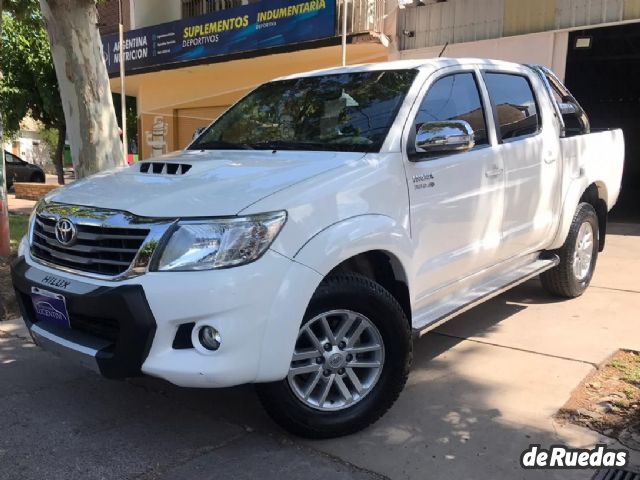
top-left (7, 194), bottom-right (36, 215)
top-left (306, 223), bottom-right (640, 479)
top-left (8, 174), bottom-right (63, 215)
top-left (1, 224), bottom-right (639, 479)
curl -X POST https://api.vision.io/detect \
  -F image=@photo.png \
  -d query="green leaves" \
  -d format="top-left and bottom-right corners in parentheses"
top-left (0, 6), bottom-right (64, 135)
top-left (3, 0), bottom-right (41, 26)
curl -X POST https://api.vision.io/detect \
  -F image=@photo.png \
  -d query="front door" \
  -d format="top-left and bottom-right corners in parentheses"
top-left (404, 68), bottom-right (505, 305)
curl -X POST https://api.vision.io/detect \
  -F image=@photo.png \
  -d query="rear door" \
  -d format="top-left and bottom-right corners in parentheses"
top-left (481, 68), bottom-right (562, 260)
top-left (403, 66), bottom-right (505, 302)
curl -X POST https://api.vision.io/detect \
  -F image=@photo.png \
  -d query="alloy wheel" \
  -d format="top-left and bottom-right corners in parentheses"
top-left (287, 309), bottom-right (385, 411)
top-left (573, 221), bottom-right (594, 281)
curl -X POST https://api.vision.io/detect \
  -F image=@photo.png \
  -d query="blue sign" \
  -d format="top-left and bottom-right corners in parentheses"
top-left (102, 0), bottom-right (336, 75)
top-left (31, 288), bottom-right (71, 329)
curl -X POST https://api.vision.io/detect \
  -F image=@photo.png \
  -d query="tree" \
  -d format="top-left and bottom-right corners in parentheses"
top-left (38, 0), bottom-right (123, 178)
top-left (0, 0), bottom-right (11, 258)
top-left (0, 3), bottom-right (67, 184)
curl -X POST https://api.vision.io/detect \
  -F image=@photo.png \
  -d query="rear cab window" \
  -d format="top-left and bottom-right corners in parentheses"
top-left (483, 72), bottom-right (541, 142)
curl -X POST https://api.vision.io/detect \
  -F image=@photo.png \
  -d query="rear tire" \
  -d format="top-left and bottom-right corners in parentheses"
top-left (256, 273), bottom-right (412, 439)
top-left (541, 202), bottom-right (599, 298)
top-left (30, 172), bottom-right (45, 183)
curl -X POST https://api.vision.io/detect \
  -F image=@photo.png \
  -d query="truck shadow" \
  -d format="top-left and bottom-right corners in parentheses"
top-left (0, 282), bottom-right (614, 479)
top-left (608, 221), bottom-right (640, 237)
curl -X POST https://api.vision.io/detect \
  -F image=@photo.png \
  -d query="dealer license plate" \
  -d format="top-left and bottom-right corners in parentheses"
top-left (31, 287), bottom-right (71, 329)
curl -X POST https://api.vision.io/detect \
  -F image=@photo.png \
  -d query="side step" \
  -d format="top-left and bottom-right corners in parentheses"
top-left (413, 255), bottom-right (559, 337)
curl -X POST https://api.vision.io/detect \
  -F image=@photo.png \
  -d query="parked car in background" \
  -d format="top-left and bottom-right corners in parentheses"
top-left (11, 59), bottom-right (624, 439)
top-left (3, 151), bottom-right (46, 189)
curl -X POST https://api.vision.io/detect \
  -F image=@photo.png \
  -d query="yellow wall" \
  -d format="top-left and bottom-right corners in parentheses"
top-left (113, 43), bottom-right (388, 159)
top-left (503, 0), bottom-right (556, 37)
top-left (624, 0), bottom-right (640, 19)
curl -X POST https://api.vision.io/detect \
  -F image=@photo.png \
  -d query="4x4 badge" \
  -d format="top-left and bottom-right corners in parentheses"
top-left (412, 173), bottom-right (436, 190)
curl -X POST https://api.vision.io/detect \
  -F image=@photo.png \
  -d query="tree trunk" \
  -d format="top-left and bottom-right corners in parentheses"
top-left (54, 124), bottom-right (66, 185)
top-left (39, 0), bottom-right (124, 179)
top-left (0, 0), bottom-right (11, 259)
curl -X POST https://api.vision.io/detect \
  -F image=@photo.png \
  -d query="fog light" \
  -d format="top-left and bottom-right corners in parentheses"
top-left (198, 326), bottom-right (221, 351)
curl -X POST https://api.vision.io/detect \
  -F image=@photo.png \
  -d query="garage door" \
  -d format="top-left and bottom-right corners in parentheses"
top-left (176, 106), bottom-right (230, 149)
top-left (565, 24), bottom-right (640, 222)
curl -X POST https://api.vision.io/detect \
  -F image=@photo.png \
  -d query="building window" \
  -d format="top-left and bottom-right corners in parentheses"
top-left (181, 0), bottom-right (253, 19)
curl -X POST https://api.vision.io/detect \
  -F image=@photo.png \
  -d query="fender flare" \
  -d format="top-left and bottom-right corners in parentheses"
top-left (255, 215), bottom-right (414, 382)
top-left (548, 176), bottom-right (589, 250)
top-left (293, 214), bottom-right (414, 280)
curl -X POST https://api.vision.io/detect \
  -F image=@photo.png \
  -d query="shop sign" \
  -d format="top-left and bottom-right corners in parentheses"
top-left (102, 0), bottom-right (336, 74)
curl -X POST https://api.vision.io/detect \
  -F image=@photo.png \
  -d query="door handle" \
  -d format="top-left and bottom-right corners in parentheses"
top-left (485, 167), bottom-right (504, 178)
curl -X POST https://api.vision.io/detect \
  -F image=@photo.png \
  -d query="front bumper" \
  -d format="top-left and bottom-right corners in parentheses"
top-left (12, 258), bottom-right (156, 379)
top-left (11, 250), bottom-right (322, 388)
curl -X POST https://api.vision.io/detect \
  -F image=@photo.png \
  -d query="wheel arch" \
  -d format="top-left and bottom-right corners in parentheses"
top-left (580, 182), bottom-right (608, 252)
top-left (550, 179), bottom-right (609, 252)
top-left (327, 250), bottom-right (412, 324)
top-left (293, 214), bottom-right (414, 324)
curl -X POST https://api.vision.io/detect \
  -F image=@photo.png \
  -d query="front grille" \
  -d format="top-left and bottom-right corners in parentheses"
top-left (70, 313), bottom-right (119, 342)
top-left (31, 215), bottom-right (149, 276)
top-left (18, 291), bottom-right (119, 343)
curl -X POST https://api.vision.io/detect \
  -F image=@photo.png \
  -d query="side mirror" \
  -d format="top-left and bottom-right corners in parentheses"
top-left (413, 120), bottom-right (475, 159)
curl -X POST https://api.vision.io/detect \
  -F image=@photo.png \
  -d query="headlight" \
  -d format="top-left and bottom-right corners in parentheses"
top-left (18, 236), bottom-right (28, 257)
top-left (155, 211), bottom-right (287, 271)
top-left (26, 201), bottom-right (40, 247)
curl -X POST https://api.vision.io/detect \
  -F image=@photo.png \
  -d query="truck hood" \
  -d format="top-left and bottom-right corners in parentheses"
top-left (47, 150), bottom-right (364, 218)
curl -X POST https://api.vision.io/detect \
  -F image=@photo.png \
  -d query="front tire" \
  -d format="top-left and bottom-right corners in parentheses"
top-left (256, 273), bottom-right (412, 439)
top-left (541, 202), bottom-right (599, 298)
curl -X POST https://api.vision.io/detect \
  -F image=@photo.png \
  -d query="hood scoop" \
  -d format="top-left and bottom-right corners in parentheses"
top-left (139, 162), bottom-right (192, 175)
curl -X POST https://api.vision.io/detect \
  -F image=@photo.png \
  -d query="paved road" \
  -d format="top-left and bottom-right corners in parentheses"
top-left (1, 223), bottom-right (639, 479)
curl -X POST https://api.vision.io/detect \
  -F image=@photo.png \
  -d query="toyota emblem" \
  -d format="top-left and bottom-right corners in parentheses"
top-left (55, 218), bottom-right (77, 246)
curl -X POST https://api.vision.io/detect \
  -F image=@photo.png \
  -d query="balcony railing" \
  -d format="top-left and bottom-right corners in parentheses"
top-left (181, 0), bottom-right (387, 37)
top-left (181, 0), bottom-right (250, 19)
top-left (337, 0), bottom-right (386, 35)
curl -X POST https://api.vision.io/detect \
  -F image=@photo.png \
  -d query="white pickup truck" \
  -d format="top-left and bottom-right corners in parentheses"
top-left (11, 58), bottom-right (624, 438)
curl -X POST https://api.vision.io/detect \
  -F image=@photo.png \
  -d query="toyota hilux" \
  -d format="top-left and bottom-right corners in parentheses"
top-left (11, 58), bottom-right (624, 438)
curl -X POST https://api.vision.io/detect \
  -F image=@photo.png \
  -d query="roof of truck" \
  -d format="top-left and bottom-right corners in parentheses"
top-left (275, 58), bottom-right (526, 80)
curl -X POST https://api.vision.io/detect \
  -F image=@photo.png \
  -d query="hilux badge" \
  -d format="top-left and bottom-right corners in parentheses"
top-left (55, 218), bottom-right (77, 246)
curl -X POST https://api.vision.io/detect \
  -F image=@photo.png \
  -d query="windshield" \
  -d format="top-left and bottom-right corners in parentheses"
top-left (189, 69), bottom-right (418, 153)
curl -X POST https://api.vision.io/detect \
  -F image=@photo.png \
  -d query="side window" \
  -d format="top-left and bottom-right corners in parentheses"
top-left (484, 73), bottom-right (540, 141)
top-left (4, 153), bottom-right (19, 164)
top-left (415, 73), bottom-right (489, 147)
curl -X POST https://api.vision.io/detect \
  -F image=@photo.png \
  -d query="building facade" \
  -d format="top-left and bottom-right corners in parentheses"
top-left (1, 117), bottom-right (50, 167)
top-left (395, 0), bottom-right (640, 218)
top-left (102, 0), bottom-right (395, 160)
top-left (100, 0), bottom-right (639, 216)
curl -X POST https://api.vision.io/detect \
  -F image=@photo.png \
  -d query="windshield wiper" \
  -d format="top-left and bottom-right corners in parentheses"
top-left (249, 141), bottom-right (337, 151)
top-left (189, 140), bottom-right (254, 151)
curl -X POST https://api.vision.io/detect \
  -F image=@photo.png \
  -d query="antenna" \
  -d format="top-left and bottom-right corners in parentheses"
top-left (438, 42), bottom-right (449, 58)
